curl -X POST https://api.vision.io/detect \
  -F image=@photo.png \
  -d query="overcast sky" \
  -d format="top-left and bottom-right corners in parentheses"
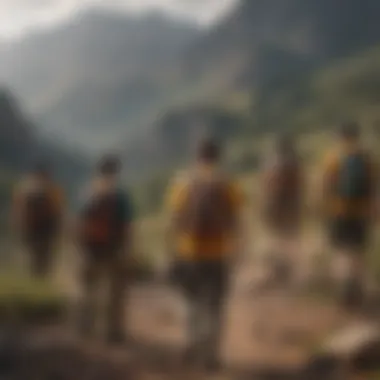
top-left (0, 0), bottom-right (238, 39)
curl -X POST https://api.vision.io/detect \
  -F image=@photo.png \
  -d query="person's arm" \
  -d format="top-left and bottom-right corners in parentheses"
top-left (316, 152), bottom-right (337, 219)
top-left (256, 157), bottom-right (271, 213)
top-left (164, 176), bottom-right (188, 258)
top-left (121, 192), bottom-right (135, 255)
top-left (227, 181), bottom-right (247, 266)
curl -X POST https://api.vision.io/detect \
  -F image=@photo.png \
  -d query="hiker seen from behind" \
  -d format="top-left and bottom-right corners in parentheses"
top-left (11, 161), bottom-right (64, 278)
top-left (76, 154), bottom-right (134, 345)
top-left (258, 133), bottom-right (305, 290)
top-left (166, 137), bottom-right (244, 372)
top-left (321, 123), bottom-right (378, 311)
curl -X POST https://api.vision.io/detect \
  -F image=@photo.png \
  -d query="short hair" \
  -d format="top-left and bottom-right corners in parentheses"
top-left (196, 137), bottom-right (221, 163)
top-left (97, 154), bottom-right (121, 175)
top-left (339, 122), bottom-right (360, 140)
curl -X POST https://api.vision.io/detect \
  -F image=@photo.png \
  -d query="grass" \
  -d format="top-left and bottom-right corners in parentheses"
top-left (0, 272), bottom-right (67, 325)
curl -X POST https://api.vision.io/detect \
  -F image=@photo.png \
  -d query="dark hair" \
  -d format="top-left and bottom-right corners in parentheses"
top-left (97, 154), bottom-right (121, 175)
top-left (196, 137), bottom-right (221, 163)
top-left (339, 122), bottom-right (360, 140)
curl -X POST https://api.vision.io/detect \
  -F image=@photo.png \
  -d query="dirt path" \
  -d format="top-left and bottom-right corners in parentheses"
top-left (127, 279), bottom-right (354, 371)
top-left (51, 240), bottom-right (368, 379)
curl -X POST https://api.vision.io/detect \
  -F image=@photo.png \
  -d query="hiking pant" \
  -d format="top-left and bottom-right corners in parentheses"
top-left (179, 260), bottom-right (229, 361)
top-left (78, 245), bottom-right (129, 339)
top-left (327, 218), bottom-right (370, 308)
top-left (24, 233), bottom-right (57, 279)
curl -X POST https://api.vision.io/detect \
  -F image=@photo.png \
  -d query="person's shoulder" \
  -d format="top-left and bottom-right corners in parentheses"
top-left (225, 177), bottom-right (242, 192)
top-left (215, 170), bottom-right (240, 192)
top-left (222, 176), bottom-right (244, 207)
top-left (50, 182), bottom-right (64, 196)
top-left (323, 149), bottom-right (340, 167)
top-left (15, 177), bottom-right (37, 196)
top-left (115, 186), bottom-right (133, 203)
top-left (170, 169), bottom-right (192, 191)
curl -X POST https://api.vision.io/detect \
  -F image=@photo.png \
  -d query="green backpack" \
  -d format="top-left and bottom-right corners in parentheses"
top-left (336, 152), bottom-right (371, 200)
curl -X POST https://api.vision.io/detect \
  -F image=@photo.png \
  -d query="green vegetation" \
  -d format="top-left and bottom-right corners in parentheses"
top-left (0, 273), bottom-right (67, 325)
top-left (258, 46), bottom-right (380, 136)
top-left (130, 173), bottom-right (170, 218)
top-left (127, 44), bottom-right (380, 218)
top-left (0, 88), bottom-right (89, 208)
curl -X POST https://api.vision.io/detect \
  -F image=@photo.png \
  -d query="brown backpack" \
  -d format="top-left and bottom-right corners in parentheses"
top-left (23, 188), bottom-right (57, 235)
top-left (79, 190), bottom-right (124, 247)
top-left (263, 157), bottom-right (301, 217)
top-left (178, 174), bottom-right (235, 240)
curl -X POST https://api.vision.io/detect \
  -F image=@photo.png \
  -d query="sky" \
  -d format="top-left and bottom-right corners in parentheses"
top-left (0, 0), bottom-right (238, 39)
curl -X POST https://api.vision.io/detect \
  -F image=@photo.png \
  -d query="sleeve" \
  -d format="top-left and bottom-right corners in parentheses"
top-left (119, 191), bottom-right (134, 224)
top-left (322, 152), bottom-right (339, 190)
top-left (227, 181), bottom-right (244, 212)
top-left (165, 177), bottom-right (188, 214)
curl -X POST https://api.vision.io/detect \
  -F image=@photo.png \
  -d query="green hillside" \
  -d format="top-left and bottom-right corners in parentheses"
top-left (0, 88), bottom-right (89, 213)
top-left (131, 45), bottom-right (380, 217)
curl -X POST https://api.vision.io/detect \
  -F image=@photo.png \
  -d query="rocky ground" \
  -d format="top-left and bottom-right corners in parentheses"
top-left (1, 260), bottom-right (378, 380)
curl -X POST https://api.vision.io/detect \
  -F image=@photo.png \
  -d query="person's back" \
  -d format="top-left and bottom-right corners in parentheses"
top-left (167, 138), bottom-right (243, 371)
top-left (76, 154), bottom-right (134, 344)
top-left (78, 182), bottom-right (128, 253)
top-left (12, 163), bottom-right (64, 278)
top-left (261, 150), bottom-right (303, 233)
top-left (173, 168), bottom-right (238, 261)
top-left (321, 123), bottom-right (377, 310)
top-left (259, 135), bottom-right (304, 289)
top-left (323, 146), bottom-right (374, 222)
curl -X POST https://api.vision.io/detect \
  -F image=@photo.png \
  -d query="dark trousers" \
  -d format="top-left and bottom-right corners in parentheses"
top-left (178, 260), bottom-right (229, 361)
top-left (78, 244), bottom-right (129, 339)
top-left (24, 233), bottom-right (57, 279)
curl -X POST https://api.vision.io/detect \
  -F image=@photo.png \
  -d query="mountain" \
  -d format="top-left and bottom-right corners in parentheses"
top-left (123, 0), bottom-right (380, 179)
top-left (3, 0), bottom-right (380, 183)
top-left (0, 10), bottom-right (200, 152)
top-left (0, 88), bottom-right (89, 205)
top-left (181, 0), bottom-right (380, 93)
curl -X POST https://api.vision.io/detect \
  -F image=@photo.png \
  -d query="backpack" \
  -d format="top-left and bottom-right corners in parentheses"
top-left (79, 190), bottom-right (124, 247)
top-left (23, 188), bottom-right (57, 234)
top-left (336, 152), bottom-right (371, 200)
top-left (264, 157), bottom-right (301, 215)
top-left (178, 174), bottom-right (234, 240)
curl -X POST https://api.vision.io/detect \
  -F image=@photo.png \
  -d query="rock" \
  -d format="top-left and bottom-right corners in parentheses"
top-left (302, 354), bottom-right (341, 380)
top-left (308, 322), bottom-right (380, 375)
top-left (322, 322), bottom-right (380, 359)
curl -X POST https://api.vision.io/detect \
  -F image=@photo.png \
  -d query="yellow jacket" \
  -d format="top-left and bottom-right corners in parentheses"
top-left (166, 166), bottom-right (244, 260)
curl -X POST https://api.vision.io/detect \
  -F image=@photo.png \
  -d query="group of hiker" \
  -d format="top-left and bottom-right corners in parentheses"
top-left (9, 121), bottom-right (379, 371)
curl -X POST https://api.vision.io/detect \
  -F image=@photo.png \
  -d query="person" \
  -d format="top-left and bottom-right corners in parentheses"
top-left (11, 161), bottom-right (64, 278)
top-left (166, 137), bottom-right (244, 371)
top-left (76, 154), bottom-right (134, 344)
top-left (258, 133), bottom-right (304, 289)
top-left (321, 122), bottom-right (377, 310)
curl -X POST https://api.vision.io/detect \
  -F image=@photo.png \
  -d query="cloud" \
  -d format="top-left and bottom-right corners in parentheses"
top-left (0, 0), bottom-right (238, 38)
